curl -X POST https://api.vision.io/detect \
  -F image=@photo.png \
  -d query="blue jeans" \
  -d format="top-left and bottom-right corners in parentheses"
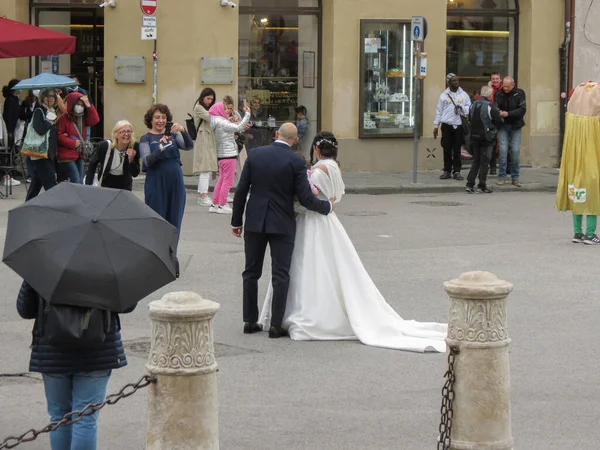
top-left (42, 370), bottom-right (112, 450)
top-left (61, 159), bottom-right (84, 184)
top-left (497, 125), bottom-right (522, 181)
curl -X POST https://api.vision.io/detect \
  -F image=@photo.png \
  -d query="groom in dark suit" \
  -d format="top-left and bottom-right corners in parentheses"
top-left (232, 123), bottom-right (333, 338)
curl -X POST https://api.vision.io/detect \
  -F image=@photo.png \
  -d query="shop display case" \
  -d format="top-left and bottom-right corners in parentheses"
top-left (359, 19), bottom-right (420, 138)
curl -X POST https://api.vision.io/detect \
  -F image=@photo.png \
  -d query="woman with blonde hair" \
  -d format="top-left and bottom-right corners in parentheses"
top-left (85, 120), bottom-right (140, 191)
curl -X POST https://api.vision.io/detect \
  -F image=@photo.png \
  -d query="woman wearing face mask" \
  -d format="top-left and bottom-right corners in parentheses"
top-left (192, 88), bottom-right (218, 206)
top-left (25, 89), bottom-right (60, 201)
top-left (56, 92), bottom-right (100, 184)
top-left (85, 120), bottom-right (140, 191)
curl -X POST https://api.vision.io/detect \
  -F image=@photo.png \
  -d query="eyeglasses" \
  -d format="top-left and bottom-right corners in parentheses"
top-left (119, 130), bottom-right (133, 135)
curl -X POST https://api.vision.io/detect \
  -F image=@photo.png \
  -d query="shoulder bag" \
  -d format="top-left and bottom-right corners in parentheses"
top-left (20, 116), bottom-right (49, 159)
top-left (447, 93), bottom-right (471, 152)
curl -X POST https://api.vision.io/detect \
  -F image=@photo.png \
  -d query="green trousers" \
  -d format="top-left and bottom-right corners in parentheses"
top-left (573, 214), bottom-right (597, 236)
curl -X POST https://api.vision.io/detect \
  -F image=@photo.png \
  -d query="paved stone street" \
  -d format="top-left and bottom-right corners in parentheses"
top-left (0, 184), bottom-right (598, 450)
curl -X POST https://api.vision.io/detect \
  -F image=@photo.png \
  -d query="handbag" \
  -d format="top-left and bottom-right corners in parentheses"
top-left (186, 113), bottom-right (202, 141)
top-left (73, 124), bottom-right (94, 159)
top-left (20, 114), bottom-right (49, 159)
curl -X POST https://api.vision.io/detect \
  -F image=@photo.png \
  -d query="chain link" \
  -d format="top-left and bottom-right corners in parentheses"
top-left (438, 346), bottom-right (459, 450)
top-left (0, 374), bottom-right (156, 449)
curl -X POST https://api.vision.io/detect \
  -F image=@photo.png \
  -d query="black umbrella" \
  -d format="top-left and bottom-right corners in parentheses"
top-left (3, 183), bottom-right (179, 313)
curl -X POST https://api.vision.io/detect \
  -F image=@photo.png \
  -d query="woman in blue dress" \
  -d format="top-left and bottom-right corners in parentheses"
top-left (139, 104), bottom-right (194, 236)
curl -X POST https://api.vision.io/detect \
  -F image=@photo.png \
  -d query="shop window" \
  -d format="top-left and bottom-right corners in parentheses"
top-left (446, 0), bottom-right (519, 98)
top-left (359, 19), bottom-right (418, 139)
top-left (238, 12), bottom-right (319, 156)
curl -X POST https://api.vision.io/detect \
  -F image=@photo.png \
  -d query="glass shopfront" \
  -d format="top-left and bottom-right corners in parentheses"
top-left (31, 0), bottom-right (104, 137)
top-left (238, 0), bottom-right (320, 155)
top-left (359, 19), bottom-right (418, 138)
top-left (446, 0), bottom-right (519, 97)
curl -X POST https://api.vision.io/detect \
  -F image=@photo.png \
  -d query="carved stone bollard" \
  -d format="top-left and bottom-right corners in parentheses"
top-left (146, 292), bottom-right (220, 450)
top-left (443, 272), bottom-right (514, 450)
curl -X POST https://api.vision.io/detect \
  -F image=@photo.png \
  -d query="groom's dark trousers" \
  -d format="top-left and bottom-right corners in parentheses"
top-left (243, 231), bottom-right (294, 326)
top-left (232, 141), bottom-right (331, 327)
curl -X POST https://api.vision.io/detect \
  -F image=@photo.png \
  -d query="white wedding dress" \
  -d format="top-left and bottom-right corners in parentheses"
top-left (258, 159), bottom-right (448, 353)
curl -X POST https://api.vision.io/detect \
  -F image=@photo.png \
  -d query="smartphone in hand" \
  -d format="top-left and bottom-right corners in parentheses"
top-left (165, 121), bottom-right (173, 136)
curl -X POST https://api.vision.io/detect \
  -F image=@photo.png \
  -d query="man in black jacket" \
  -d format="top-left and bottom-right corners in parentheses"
top-left (231, 123), bottom-right (332, 338)
top-left (494, 76), bottom-right (527, 187)
top-left (466, 85), bottom-right (504, 194)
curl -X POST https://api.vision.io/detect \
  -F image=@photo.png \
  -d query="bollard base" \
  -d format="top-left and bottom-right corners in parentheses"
top-left (449, 438), bottom-right (514, 450)
top-left (146, 373), bottom-right (219, 450)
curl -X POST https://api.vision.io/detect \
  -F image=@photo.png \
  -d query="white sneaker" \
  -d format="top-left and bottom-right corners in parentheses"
top-left (198, 196), bottom-right (212, 207)
top-left (4, 177), bottom-right (21, 186)
top-left (209, 205), bottom-right (219, 213)
top-left (227, 194), bottom-right (234, 203)
top-left (218, 204), bottom-right (233, 214)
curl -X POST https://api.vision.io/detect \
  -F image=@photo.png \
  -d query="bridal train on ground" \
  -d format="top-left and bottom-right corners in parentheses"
top-left (258, 158), bottom-right (448, 353)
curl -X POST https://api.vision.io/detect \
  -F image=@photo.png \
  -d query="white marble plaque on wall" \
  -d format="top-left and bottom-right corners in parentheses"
top-left (201, 57), bottom-right (234, 85)
top-left (114, 55), bottom-right (146, 84)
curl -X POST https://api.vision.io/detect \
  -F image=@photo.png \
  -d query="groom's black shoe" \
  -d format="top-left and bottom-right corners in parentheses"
top-left (268, 326), bottom-right (289, 339)
top-left (243, 322), bottom-right (263, 334)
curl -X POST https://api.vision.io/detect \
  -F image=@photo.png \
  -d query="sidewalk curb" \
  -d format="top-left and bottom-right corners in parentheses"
top-left (183, 182), bottom-right (558, 195)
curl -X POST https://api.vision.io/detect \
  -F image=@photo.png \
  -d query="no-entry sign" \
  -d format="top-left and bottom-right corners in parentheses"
top-left (141, 0), bottom-right (157, 16)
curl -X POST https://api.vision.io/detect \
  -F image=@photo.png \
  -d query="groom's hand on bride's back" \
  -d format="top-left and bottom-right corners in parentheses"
top-left (329, 197), bottom-right (336, 211)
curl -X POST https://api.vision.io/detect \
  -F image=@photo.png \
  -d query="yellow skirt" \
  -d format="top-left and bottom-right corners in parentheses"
top-left (555, 114), bottom-right (600, 214)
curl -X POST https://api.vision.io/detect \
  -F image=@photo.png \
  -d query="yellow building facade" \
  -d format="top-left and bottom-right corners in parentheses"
top-left (1, 0), bottom-right (564, 173)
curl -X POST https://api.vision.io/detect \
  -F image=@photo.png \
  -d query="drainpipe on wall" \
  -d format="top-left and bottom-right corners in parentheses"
top-left (559, 0), bottom-right (575, 164)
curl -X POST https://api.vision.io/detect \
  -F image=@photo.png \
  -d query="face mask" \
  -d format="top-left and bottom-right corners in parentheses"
top-left (74, 105), bottom-right (85, 114)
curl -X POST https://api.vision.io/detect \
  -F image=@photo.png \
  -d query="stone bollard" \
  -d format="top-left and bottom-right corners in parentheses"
top-left (442, 271), bottom-right (514, 450)
top-left (146, 292), bottom-right (221, 450)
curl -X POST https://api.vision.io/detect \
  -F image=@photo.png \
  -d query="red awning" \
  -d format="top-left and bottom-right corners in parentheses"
top-left (0, 17), bottom-right (76, 59)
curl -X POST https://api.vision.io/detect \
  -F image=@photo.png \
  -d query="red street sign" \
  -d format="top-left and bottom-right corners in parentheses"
top-left (141, 0), bottom-right (157, 16)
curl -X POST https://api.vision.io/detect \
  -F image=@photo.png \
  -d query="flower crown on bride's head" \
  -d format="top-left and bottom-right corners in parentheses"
top-left (315, 138), bottom-right (338, 149)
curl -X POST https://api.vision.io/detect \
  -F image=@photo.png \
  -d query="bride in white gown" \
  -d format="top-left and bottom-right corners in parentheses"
top-left (259, 132), bottom-right (447, 353)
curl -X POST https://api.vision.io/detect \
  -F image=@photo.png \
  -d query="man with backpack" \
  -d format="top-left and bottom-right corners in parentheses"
top-left (465, 85), bottom-right (504, 194)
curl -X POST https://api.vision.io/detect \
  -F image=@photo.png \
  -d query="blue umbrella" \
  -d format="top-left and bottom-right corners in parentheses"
top-left (12, 73), bottom-right (78, 90)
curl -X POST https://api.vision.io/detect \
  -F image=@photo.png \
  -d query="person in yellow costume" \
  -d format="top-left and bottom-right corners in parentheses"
top-left (556, 81), bottom-right (600, 244)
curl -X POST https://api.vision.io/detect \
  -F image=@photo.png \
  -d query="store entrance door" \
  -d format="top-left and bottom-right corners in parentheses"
top-left (34, 7), bottom-right (104, 138)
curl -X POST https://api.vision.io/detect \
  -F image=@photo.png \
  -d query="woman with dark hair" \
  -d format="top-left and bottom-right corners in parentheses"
top-left (139, 103), bottom-right (194, 236)
top-left (2, 79), bottom-right (21, 147)
top-left (258, 131), bottom-right (447, 353)
top-left (192, 88), bottom-right (218, 206)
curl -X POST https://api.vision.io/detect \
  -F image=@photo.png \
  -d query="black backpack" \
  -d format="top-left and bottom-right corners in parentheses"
top-left (38, 298), bottom-right (112, 349)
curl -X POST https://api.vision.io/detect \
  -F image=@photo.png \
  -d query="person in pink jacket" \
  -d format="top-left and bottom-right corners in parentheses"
top-left (56, 92), bottom-right (99, 183)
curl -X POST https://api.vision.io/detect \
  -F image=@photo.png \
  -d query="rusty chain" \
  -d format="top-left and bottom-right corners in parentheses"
top-left (438, 346), bottom-right (459, 450)
top-left (0, 374), bottom-right (156, 449)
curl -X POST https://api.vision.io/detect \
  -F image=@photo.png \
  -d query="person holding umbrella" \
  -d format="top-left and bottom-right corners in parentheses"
top-left (15, 282), bottom-right (131, 450)
top-left (139, 104), bottom-right (194, 235)
top-left (4, 183), bottom-right (180, 450)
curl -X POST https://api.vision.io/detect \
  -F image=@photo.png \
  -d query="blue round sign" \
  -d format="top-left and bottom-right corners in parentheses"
top-left (413, 26), bottom-right (421, 39)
